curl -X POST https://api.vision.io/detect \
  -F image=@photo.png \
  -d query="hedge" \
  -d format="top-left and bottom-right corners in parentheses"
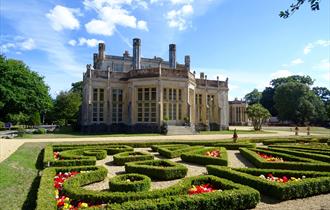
top-left (262, 138), bottom-right (325, 145)
top-left (151, 144), bottom-right (190, 152)
top-left (207, 165), bottom-right (330, 200)
top-left (109, 173), bottom-right (151, 192)
top-left (181, 147), bottom-right (228, 166)
top-left (267, 147), bottom-right (330, 163)
top-left (269, 145), bottom-right (330, 156)
top-left (157, 145), bottom-right (205, 158)
top-left (36, 166), bottom-right (107, 210)
top-left (104, 175), bottom-right (260, 210)
top-left (213, 143), bottom-right (256, 150)
top-left (113, 151), bottom-right (154, 166)
top-left (239, 148), bottom-right (330, 171)
top-left (125, 160), bottom-right (188, 180)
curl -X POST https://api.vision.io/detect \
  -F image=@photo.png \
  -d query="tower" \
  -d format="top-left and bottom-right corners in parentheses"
top-left (133, 38), bottom-right (141, 70)
top-left (98, 43), bottom-right (105, 61)
top-left (169, 44), bottom-right (176, 69)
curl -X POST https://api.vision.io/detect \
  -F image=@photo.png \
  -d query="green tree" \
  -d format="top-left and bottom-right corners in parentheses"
top-left (0, 55), bottom-right (52, 124)
top-left (30, 112), bottom-right (41, 126)
top-left (52, 91), bottom-right (81, 125)
top-left (271, 75), bottom-right (313, 88)
top-left (274, 82), bottom-right (325, 124)
top-left (70, 81), bottom-right (83, 98)
top-left (244, 89), bottom-right (261, 105)
top-left (246, 104), bottom-right (271, 131)
top-left (280, 0), bottom-right (320, 18)
top-left (260, 87), bottom-right (277, 116)
top-left (312, 86), bottom-right (330, 120)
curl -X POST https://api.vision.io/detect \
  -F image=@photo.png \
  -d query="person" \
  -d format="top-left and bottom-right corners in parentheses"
top-left (307, 126), bottom-right (310, 136)
top-left (295, 127), bottom-right (299, 136)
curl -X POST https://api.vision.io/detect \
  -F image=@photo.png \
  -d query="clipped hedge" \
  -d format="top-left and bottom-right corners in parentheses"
top-left (113, 151), bottom-right (154, 165)
top-left (109, 173), bottom-right (151, 192)
top-left (269, 145), bottom-right (330, 156)
top-left (239, 148), bottom-right (330, 171)
top-left (36, 166), bottom-right (107, 210)
top-left (150, 144), bottom-right (190, 152)
top-left (106, 175), bottom-right (260, 210)
top-left (207, 165), bottom-right (330, 200)
top-left (181, 147), bottom-right (228, 166)
top-left (125, 160), bottom-right (188, 180)
top-left (267, 147), bottom-right (330, 163)
top-left (213, 143), bottom-right (256, 150)
top-left (158, 145), bottom-right (204, 158)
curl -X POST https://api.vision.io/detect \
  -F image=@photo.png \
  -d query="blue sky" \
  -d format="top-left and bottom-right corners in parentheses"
top-left (1, 0), bottom-right (329, 100)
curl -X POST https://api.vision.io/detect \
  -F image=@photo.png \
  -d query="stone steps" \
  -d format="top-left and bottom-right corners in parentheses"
top-left (167, 125), bottom-right (195, 135)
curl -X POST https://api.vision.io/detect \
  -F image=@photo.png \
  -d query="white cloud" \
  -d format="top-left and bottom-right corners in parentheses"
top-left (271, 70), bottom-right (292, 79)
top-left (78, 38), bottom-right (104, 47)
top-left (137, 20), bottom-right (149, 31)
top-left (166, 4), bottom-right (194, 30)
top-left (170, 0), bottom-right (193, 4)
top-left (85, 19), bottom-right (115, 36)
top-left (0, 37), bottom-right (36, 53)
top-left (46, 5), bottom-right (80, 31)
top-left (68, 39), bottom-right (77, 46)
top-left (83, 0), bottom-right (148, 36)
top-left (291, 58), bottom-right (304, 65)
top-left (323, 72), bottom-right (330, 81)
top-left (303, 40), bottom-right (330, 54)
top-left (314, 59), bottom-right (330, 70)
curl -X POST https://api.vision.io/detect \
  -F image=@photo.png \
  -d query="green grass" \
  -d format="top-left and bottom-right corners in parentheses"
top-left (263, 126), bottom-right (330, 135)
top-left (0, 143), bottom-right (45, 210)
top-left (200, 129), bottom-right (273, 135)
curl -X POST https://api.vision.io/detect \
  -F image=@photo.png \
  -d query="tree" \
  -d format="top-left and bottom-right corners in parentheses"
top-left (280, 0), bottom-right (320, 18)
top-left (270, 75), bottom-right (313, 88)
top-left (274, 82), bottom-right (326, 124)
top-left (52, 91), bottom-right (81, 125)
top-left (246, 104), bottom-right (271, 131)
top-left (260, 87), bottom-right (278, 116)
top-left (30, 112), bottom-right (41, 126)
top-left (0, 55), bottom-right (52, 124)
top-left (70, 81), bottom-right (83, 98)
top-left (244, 89), bottom-right (261, 105)
top-left (312, 87), bottom-right (330, 103)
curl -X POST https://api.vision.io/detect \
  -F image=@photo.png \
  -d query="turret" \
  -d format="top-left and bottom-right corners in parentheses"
top-left (98, 43), bottom-right (105, 60)
top-left (184, 55), bottom-right (190, 71)
top-left (169, 44), bottom-right (176, 69)
top-left (133, 38), bottom-right (141, 70)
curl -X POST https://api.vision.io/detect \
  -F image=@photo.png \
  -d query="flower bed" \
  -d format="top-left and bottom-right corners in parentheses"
top-left (157, 145), bottom-right (205, 158)
top-left (256, 152), bottom-right (284, 162)
top-left (213, 142), bottom-right (256, 150)
top-left (258, 173), bottom-right (305, 183)
top-left (181, 147), bottom-right (228, 166)
top-left (239, 148), bottom-right (330, 171)
top-left (125, 160), bottom-right (188, 180)
top-left (207, 165), bottom-right (330, 200)
top-left (109, 173), bottom-right (151, 192)
top-left (113, 151), bottom-right (154, 166)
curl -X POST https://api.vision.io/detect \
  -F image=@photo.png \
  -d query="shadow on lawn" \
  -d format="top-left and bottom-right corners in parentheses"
top-left (22, 149), bottom-right (44, 210)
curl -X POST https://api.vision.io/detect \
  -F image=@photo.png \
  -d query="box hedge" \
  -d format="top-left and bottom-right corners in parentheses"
top-left (207, 165), bottom-right (330, 200)
top-left (109, 173), bottom-right (151, 192)
top-left (113, 151), bottom-right (154, 166)
top-left (157, 145), bottom-right (205, 158)
top-left (125, 160), bottom-right (188, 180)
top-left (239, 148), bottom-right (330, 171)
top-left (181, 147), bottom-right (228, 166)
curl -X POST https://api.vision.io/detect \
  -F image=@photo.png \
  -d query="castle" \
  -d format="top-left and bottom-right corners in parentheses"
top-left (81, 38), bottom-right (229, 133)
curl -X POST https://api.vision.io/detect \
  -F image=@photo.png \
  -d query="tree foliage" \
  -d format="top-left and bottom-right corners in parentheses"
top-left (244, 89), bottom-right (261, 105)
top-left (280, 0), bottom-right (320, 18)
top-left (246, 104), bottom-right (271, 131)
top-left (52, 91), bottom-right (81, 125)
top-left (70, 81), bottom-right (83, 98)
top-left (260, 87), bottom-right (277, 116)
top-left (0, 55), bottom-right (52, 124)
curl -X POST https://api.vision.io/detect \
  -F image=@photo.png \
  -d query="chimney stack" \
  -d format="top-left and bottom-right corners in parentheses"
top-left (98, 43), bottom-right (105, 60)
top-left (184, 55), bottom-right (190, 71)
top-left (200, 72), bottom-right (205, 79)
top-left (169, 44), bottom-right (176, 69)
top-left (133, 38), bottom-right (141, 70)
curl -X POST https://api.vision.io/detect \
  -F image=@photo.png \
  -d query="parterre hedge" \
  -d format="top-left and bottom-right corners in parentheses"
top-left (269, 145), bottom-right (330, 156)
top-left (125, 160), bottom-right (188, 180)
top-left (239, 148), bottom-right (330, 171)
top-left (213, 143), bottom-right (256, 150)
top-left (109, 173), bottom-right (151, 192)
top-left (157, 145), bottom-right (205, 158)
top-left (113, 151), bottom-right (154, 165)
top-left (181, 147), bottom-right (228, 166)
top-left (207, 165), bottom-right (330, 200)
top-left (151, 144), bottom-right (190, 152)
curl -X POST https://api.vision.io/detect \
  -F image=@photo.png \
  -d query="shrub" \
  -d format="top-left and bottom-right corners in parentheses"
top-left (17, 127), bottom-right (26, 137)
top-left (158, 145), bottom-right (204, 158)
top-left (207, 165), bottom-right (330, 200)
top-left (214, 143), bottom-right (256, 150)
top-left (83, 149), bottom-right (107, 160)
top-left (33, 128), bottom-right (47, 134)
top-left (181, 147), bottom-right (228, 166)
top-left (109, 173), bottom-right (151, 192)
top-left (151, 144), bottom-right (190, 152)
top-left (239, 148), bottom-right (330, 171)
top-left (125, 160), bottom-right (188, 180)
top-left (113, 151), bottom-right (154, 166)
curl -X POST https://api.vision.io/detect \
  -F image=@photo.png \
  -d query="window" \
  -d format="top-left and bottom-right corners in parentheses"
top-left (178, 89), bottom-right (182, 101)
top-left (163, 88), bottom-right (183, 121)
top-left (92, 88), bottom-right (105, 122)
top-left (114, 63), bottom-right (124, 72)
top-left (112, 89), bottom-right (123, 123)
top-left (137, 87), bottom-right (157, 123)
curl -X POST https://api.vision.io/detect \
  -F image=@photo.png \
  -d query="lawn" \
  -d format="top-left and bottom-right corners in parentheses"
top-left (200, 129), bottom-right (273, 135)
top-left (0, 143), bottom-right (45, 210)
top-left (262, 126), bottom-right (330, 135)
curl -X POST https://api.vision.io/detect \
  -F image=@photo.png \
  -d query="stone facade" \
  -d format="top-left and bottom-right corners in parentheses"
top-left (229, 99), bottom-right (249, 125)
top-left (81, 38), bottom-right (229, 133)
